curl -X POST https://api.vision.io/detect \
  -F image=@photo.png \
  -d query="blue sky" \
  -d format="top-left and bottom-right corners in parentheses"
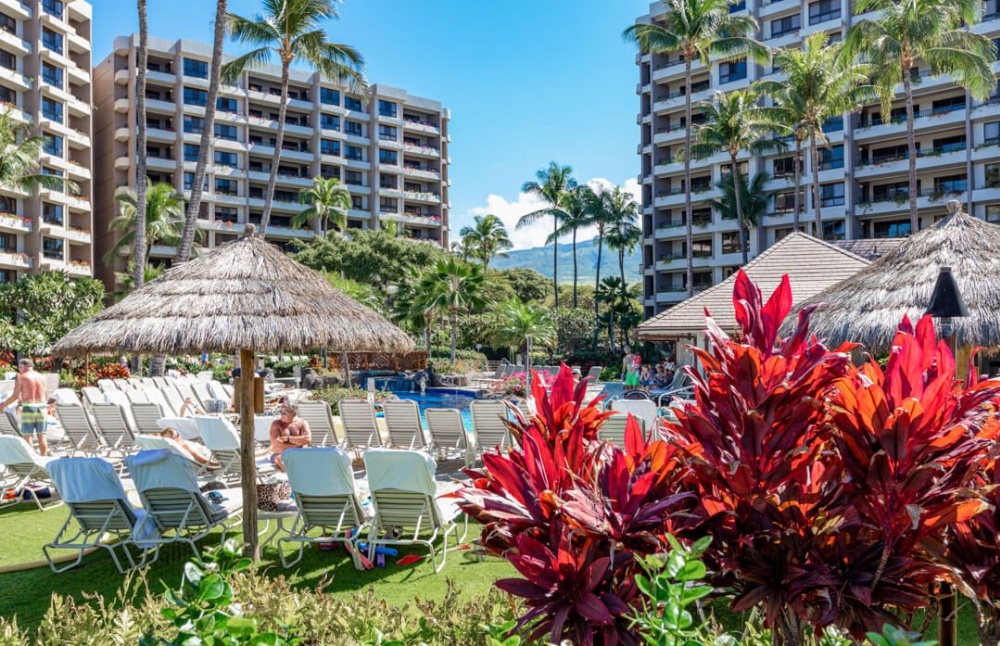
top-left (91, 0), bottom-right (647, 248)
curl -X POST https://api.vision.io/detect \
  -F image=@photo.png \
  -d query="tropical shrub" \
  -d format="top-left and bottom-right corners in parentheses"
top-left (311, 387), bottom-right (379, 415)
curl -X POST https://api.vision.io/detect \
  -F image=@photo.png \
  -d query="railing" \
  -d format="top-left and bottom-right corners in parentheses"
top-left (859, 103), bottom-right (966, 127)
top-left (654, 58), bottom-right (685, 71)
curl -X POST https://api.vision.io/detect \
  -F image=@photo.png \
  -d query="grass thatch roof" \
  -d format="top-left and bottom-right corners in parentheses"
top-left (786, 201), bottom-right (1000, 353)
top-left (51, 226), bottom-right (414, 356)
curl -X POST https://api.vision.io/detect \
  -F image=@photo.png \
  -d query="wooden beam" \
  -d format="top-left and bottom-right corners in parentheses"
top-left (239, 348), bottom-right (259, 560)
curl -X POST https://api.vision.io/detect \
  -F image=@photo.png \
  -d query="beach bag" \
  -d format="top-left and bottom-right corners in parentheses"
top-left (256, 480), bottom-right (291, 511)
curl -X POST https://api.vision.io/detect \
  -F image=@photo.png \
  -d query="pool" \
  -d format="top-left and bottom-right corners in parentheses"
top-left (391, 388), bottom-right (478, 430)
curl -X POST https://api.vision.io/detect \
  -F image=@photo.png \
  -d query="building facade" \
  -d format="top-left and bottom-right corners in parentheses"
top-left (94, 35), bottom-right (451, 289)
top-left (635, 0), bottom-right (1000, 319)
top-left (0, 0), bottom-right (93, 282)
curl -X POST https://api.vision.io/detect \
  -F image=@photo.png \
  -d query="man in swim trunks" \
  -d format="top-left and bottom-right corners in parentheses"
top-left (0, 358), bottom-right (49, 455)
top-left (268, 403), bottom-right (311, 472)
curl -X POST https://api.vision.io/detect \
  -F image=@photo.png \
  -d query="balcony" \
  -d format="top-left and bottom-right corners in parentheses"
top-left (402, 142), bottom-right (440, 158)
top-left (66, 261), bottom-right (91, 277)
top-left (403, 118), bottom-right (440, 135)
top-left (402, 165), bottom-right (441, 180)
top-left (0, 65), bottom-right (29, 91)
top-left (404, 190), bottom-right (441, 204)
top-left (0, 214), bottom-right (30, 233)
top-left (856, 104), bottom-right (968, 141)
top-left (0, 29), bottom-right (30, 56)
top-left (0, 252), bottom-right (31, 269)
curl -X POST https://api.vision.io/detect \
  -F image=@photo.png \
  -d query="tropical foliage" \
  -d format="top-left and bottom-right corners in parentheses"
top-left (0, 108), bottom-right (79, 197)
top-left (0, 271), bottom-right (104, 354)
top-left (517, 162), bottom-right (576, 309)
top-left (459, 214), bottom-right (513, 272)
top-left (294, 176), bottom-right (352, 235)
top-left (104, 182), bottom-right (190, 264)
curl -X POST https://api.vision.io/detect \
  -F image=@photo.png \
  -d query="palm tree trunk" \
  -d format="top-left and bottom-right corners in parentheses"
top-left (809, 131), bottom-right (822, 238)
top-left (571, 228), bottom-right (578, 309)
top-left (450, 309), bottom-right (457, 363)
top-left (733, 159), bottom-right (748, 265)
top-left (608, 307), bottom-right (616, 355)
top-left (592, 231), bottom-right (603, 352)
top-left (683, 57), bottom-right (694, 298)
top-left (260, 61), bottom-right (291, 235)
top-left (903, 64), bottom-right (918, 234)
top-left (178, 0), bottom-right (226, 263)
top-left (793, 136), bottom-right (803, 231)
top-left (552, 216), bottom-right (559, 308)
top-left (133, 0), bottom-right (148, 289)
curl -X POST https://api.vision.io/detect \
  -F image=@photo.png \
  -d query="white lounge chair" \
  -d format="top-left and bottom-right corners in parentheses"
top-left (0, 410), bottom-right (19, 436)
top-left (610, 400), bottom-right (658, 436)
top-left (0, 436), bottom-right (61, 511)
top-left (338, 400), bottom-right (382, 452)
top-left (96, 379), bottom-right (116, 392)
top-left (124, 389), bottom-right (148, 405)
top-left (55, 404), bottom-right (104, 455)
top-left (586, 366), bottom-right (604, 381)
top-left (194, 416), bottom-right (273, 483)
top-left (103, 390), bottom-right (141, 437)
top-left (295, 400), bottom-right (337, 447)
top-left (90, 403), bottom-right (136, 457)
top-left (44, 457), bottom-right (153, 573)
top-left (276, 447), bottom-right (369, 568)
top-left (424, 408), bottom-right (472, 465)
top-left (81, 386), bottom-right (105, 407)
top-left (363, 449), bottom-right (467, 572)
top-left (382, 399), bottom-right (427, 450)
top-left (469, 400), bottom-right (511, 454)
top-left (598, 413), bottom-right (646, 447)
top-left (130, 402), bottom-right (166, 435)
top-left (125, 449), bottom-right (243, 557)
top-left (51, 388), bottom-right (81, 406)
top-left (112, 379), bottom-right (131, 391)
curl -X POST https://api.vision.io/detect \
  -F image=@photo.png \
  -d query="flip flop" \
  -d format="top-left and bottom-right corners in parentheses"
top-left (396, 554), bottom-right (424, 566)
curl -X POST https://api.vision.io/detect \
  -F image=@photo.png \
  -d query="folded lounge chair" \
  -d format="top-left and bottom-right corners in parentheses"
top-left (424, 408), bottom-right (472, 465)
top-left (0, 436), bottom-right (61, 511)
top-left (276, 447), bottom-right (369, 568)
top-left (382, 399), bottom-right (428, 450)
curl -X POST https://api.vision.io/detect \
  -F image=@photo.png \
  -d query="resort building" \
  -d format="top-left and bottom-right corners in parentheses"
top-left (633, 0), bottom-right (1000, 318)
top-left (93, 35), bottom-right (451, 289)
top-left (0, 0), bottom-right (93, 282)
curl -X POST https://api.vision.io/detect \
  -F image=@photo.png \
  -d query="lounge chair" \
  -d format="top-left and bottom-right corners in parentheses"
top-left (44, 457), bottom-right (153, 573)
top-left (0, 436), bottom-right (61, 511)
top-left (81, 386), bottom-right (105, 407)
top-left (0, 410), bottom-right (19, 436)
top-left (130, 402), bottom-right (166, 435)
top-left (112, 379), bottom-right (131, 391)
top-left (125, 450), bottom-right (243, 558)
top-left (124, 389), bottom-right (148, 404)
top-left (382, 399), bottom-right (427, 450)
top-left (194, 416), bottom-right (273, 483)
top-left (51, 388), bottom-right (81, 406)
top-left (54, 403), bottom-right (104, 456)
top-left (295, 400), bottom-right (338, 447)
top-left (103, 390), bottom-right (141, 437)
top-left (159, 384), bottom-right (188, 418)
top-left (275, 447), bottom-right (369, 568)
top-left (363, 449), bottom-right (467, 572)
top-left (152, 376), bottom-right (169, 389)
top-left (598, 413), bottom-right (646, 447)
top-left (338, 400), bottom-right (382, 452)
top-left (610, 399), bottom-right (658, 436)
top-left (141, 388), bottom-right (175, 417)
top-left (586, 366), bottom-right (604, 381)
top-left (424, 408), bottom-right (472, 465)
top-left (90, 403), bottom-right (136, 457)
top-left (469, 400), bottom-right (511, 454)
top-left (96, 379), bottom-right (116, 392)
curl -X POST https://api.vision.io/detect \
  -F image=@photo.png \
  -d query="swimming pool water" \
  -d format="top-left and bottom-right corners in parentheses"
top-left (391, 390), bottom-right (477, 430)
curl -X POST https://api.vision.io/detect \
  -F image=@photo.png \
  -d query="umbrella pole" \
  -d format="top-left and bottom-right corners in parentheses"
top-left (239, 348), bottom-right (259, 560)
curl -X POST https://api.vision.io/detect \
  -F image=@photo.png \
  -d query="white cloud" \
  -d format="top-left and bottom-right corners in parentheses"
top-left (467, 176), bottom-right (643, 250)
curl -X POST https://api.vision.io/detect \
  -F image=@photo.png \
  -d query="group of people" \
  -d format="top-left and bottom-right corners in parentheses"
top-left (622, 348), bottom-right (677, 393)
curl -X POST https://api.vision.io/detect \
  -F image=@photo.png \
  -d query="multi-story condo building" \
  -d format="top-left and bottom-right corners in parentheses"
top-left (634, 0), bottom-right (1000, 319)
top-left (93, 35), bottom-right (451, 289)
top-left (0, 0), bottom-right (93, 282)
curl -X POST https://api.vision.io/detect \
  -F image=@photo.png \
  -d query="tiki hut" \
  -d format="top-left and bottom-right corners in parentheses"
top-left (787, 201), bottom-right (1000, 355)
top-left (51, 225), bottom-right (413, 557)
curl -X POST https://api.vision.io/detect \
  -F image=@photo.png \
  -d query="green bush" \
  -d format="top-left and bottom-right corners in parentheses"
top-left (429, 347), bottom-right (487, 364)
top-left (310, 387), bottom-right (371, 415)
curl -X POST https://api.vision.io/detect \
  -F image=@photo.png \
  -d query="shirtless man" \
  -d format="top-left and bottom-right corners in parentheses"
top-left (0, 358), bottom-right (48, 455)
top-left (268, 404), bottom-right (311, 472)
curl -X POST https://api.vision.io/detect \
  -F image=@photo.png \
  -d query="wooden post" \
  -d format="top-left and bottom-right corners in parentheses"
top-left (239, 348), bottom-right (259, 560)
top-left (939, 337), bottom-right (968, 646)
top-left (342, 351), bottom-right (352, 388)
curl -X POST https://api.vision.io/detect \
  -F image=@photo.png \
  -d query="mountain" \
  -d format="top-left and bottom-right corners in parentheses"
top-left (492, 238), bottom-right (642, 285)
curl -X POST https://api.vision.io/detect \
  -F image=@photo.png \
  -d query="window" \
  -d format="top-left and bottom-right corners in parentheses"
top-left (0, 50), bottom-right (13, 71)
top-left (379, 197), bottom-right (398, 211)
top-left (822, 220), bottom-right (845, 241)
top-left (216, 207), bottom-right (238, 222)
top-left (773, 190), bottom-right (801, 213)
top-left (379, 149), bottom-right (398, 165)
top-left (0, 86), bottom-right (12, 104)
top-left (351, 195), bottom-right (364, 210)
top-left (721, 232), bottom-right (742, 254)
top-left (215, 178), bottom-right (237, 195)
top-left (43, 134), bottom-right (62, 157)
top-left (873, 219), bottom-right (911, 239)
top-left (183, 115), bottom-right (204, 134)
top-left (986, 163), bottom-right (1000, 188)
top-left (183, 173), bottom-right (208, 191)
top-left (42, 237), bottom-right (63, 260)
top-left (378, 124), bottom-right (397, 141)
top-left (321, 165), bottom-right (340, 180)
top-left (871, 144), bottom-right (907, 164)
top-left (214, 150), bottom-right (238, 168)
top-left (216, 97), bottom-right (238, 113)
top-left (183, 57), bottom-right (208, 79)
top-left (773, 156), bottom-right (799, 178)
top-left (42, 28), bottom-right (62, 55)
top-left (345, 121), bottom-right (363, 137)
top-left (320, 139), bottom-right (340, 156)
top-left (808, 0), bottom-right (840, 24)
top-left (932, 96), bottom-right (965, 114)
top-left (819, 145), bottom-right (843, 170)
top-left (42, 63), bottom-right (62, 89)
top-left (42, 0), bottom-right (63, 18)
top-left (320, 114), bottom-right (340, 131)
top-left (42, 203), bottom-right (62, 225)
top-left (872, 181), bottom-right (908, 202)
top-left (214, 123), bottom-right (237, 141)
top-left (718, 58), bottom-right (747, 85)
top-left (932, 135), bottom-right (966, 154)
top-left (345, 145), bottom-right (363, 161)
top-left (819, 183), bottom-right (845, 207)
top-left (987, 204), bottom-right (1000, 223)
top-left (0, 12), bottom-right (15, 35)
top-left (41, 98), bottom-right (62, 123)
top-left (934, 174), bottom-right (967, 195)
top-left (380, 174), bottom-right (398, 189)
top-left (345, 170), bottom-right (363, 186)
top-left (184, 144), bottom-right (199, 162)
top-left (183, 87), bottom-right (207, 106)
top-left (822, 116), bottom-right (843, 133)
top-left (770, 14), bottom-right (801, 37)
top-left (320, 87), bottom-right (340, 105)
top-left (378, 100), bottom-right (398, 118)
top-left (985, 121), bottom-right (1000, 145)
top-left (720, 161), bottom-right (748, 179)
top-left (0, 235), bottom-right (14, 252)
top-left (345, 96), bottom-right (363, 111)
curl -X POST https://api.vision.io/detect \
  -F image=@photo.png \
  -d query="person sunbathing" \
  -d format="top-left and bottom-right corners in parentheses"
top-left (159, 428), bottom-right (220, 467)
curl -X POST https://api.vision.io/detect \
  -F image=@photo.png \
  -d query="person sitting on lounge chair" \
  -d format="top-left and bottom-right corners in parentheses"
top-left (269, 404), bottom-right (311, 472)
top-left (159, 428), bottom-right (219, 467)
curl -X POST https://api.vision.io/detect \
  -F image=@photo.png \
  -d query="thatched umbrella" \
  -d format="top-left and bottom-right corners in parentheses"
top-left (787, 201), bottom-right (1000, 354)
top-left (51, 225), bottom-right (413, 558)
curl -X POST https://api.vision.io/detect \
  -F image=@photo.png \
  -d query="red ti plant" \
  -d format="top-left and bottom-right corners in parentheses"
top-left (453, 365), bottom-right (693, 645)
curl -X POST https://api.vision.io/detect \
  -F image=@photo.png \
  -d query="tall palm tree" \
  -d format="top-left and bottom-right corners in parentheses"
top-left (293, 176), bottom-right (351, 236)
top-left (178, 0), bottom-right (227, 263)
top-left (596, 276), bottom-right (634, 353)
top-left (846, 1), bottom-right (995, 234)
top-left (605, 214), bottom-right (641, 332)
top-left (134, 0), bottom-right (149, 289)
top-left (585, 186), bottom-right (636, 351)
top-left (105, 182), bottom-right (187, 265)
top-left (459, 213), bottom-right (513, 272)
top-left (709, 172), bottom-right (773, 255)
top-left (516, 162), bottom-right (575, 309)
top-left (490, 299), bottom-right (558, 367)
top-left (625, 0), bottom-right (768, 297)
top-left (0, 109), bottom-right (78, 195)
top-left (690, 89), bottom-right (787, 265)
top-left (415, 258), bottom-right (489, 363)
top-left (546, 185), bottom-right (595, 308)
top-left (764, 33), bottom-right (872, 237)
top-left (223, 0), bottom-right (366, 235)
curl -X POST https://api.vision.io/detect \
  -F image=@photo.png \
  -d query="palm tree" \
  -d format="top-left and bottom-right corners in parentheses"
top-left (625, 0), bottom-right (768, 297)
top-left (516, 162), bottom-right (576, 309)
top-left (690, 89), bottom-right (787, 265)
top-left (414, 258), bottom-right (488, 363)
top-left (459, 213), bottom-right (513, 272)
top-left (449, 240), bottom-right (469, 261)
top-left (0, 109), bottom-right (78, 196)
top-left (178, 0), bottom-right (227, 263)
top-left (222, 0), bottom-right (366, 235)
top-left (764, 33), bottom-right (872, 236)
top-left (547, 186), bottom-right (595, 308)
top-left (709, 172), bottom-right (773, 255)
top-left (846, 1), bottom-right (995, 234)
top-left (490, 299), bottom-right (557, 367)
top-left (293, 176), bottom-right (351, 236)
top-left (605, 215), bottom-right (641, 329)
top-left (104, 182), bottom-right (187, 265)
top-left (585, 186), bottom-right (636, 351)
top-left (114, 262), bottom-right (164, 298)
top-left (134, 0), bottom-right (149, 288)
